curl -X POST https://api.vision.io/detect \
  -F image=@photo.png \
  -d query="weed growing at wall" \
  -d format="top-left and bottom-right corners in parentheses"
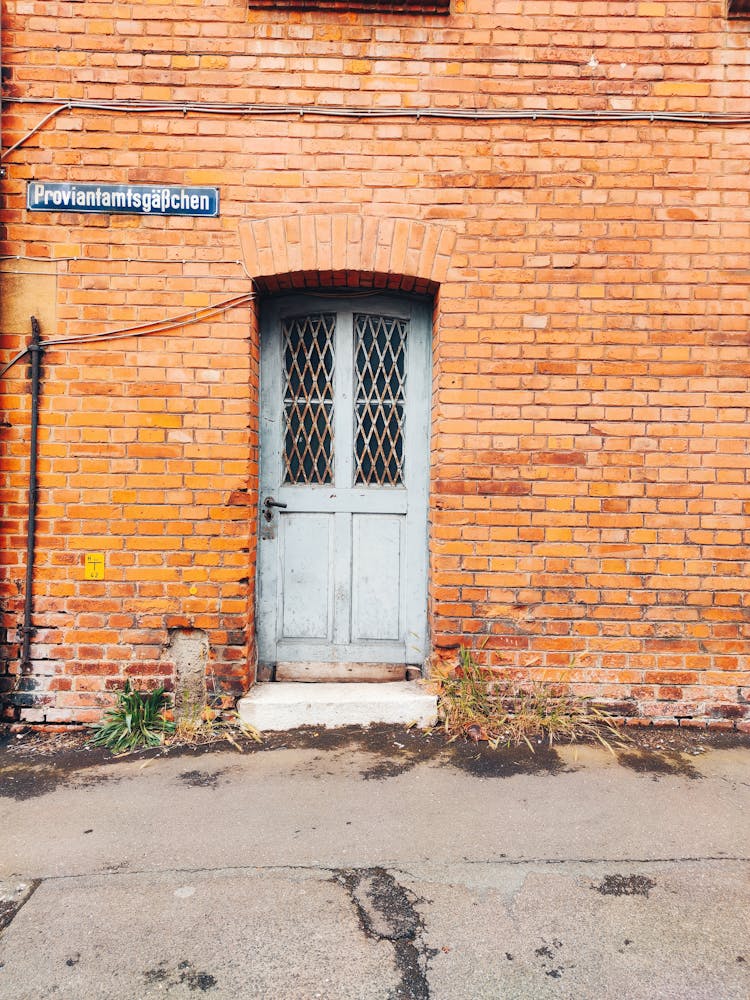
top-left (86, 682), bottom-right (175, 755)
top-left (431, 648), bottom-right (626, 752)
top-left (168, 703), bottom-right (262, 749)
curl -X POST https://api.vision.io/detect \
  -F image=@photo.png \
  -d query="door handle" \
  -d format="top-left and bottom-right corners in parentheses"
top-left (263, 496), bottom-right (288, 522)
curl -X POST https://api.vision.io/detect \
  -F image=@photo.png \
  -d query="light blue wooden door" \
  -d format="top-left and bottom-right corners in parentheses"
top-left (257, 294), bottom-right (430, 674)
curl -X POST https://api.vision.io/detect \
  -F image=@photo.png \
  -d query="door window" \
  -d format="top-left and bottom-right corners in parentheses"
top-left (282, 312), bottom-right (335, 485)
top-left (354, 313), bottom-right (407, 486)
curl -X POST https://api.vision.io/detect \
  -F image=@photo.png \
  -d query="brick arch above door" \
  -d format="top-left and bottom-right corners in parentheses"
top-left (237, 215), bottom-right (457, 292)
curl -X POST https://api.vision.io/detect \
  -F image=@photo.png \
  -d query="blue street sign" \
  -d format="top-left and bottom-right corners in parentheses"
top-left (27, 182), bottom-right (219, 217)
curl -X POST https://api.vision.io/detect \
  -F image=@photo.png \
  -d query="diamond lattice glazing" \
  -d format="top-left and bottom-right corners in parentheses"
top-left (354, 313), bottom-right (407, 485)
top-left (283, 313), bottom-right (335, 484)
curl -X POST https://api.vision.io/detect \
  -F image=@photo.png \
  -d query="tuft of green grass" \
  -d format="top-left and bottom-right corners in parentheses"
top-left (86, 681), bottom-right (176, 755)
top-left (431, 647), bottom-right (628, 753)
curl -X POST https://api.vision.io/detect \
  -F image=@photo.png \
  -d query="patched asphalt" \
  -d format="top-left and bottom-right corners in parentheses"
top-left (0, 727), bottom-right (749, 998)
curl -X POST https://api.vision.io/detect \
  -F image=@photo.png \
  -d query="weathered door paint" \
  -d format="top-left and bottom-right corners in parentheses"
top-left (257, 294), bottom-right (431, 674)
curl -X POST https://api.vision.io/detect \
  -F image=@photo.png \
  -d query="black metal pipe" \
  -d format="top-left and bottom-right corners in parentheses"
top-left (19, 316), bottom-right (43, 675)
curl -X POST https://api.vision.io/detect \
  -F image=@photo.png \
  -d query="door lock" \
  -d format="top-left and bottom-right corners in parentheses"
top-left (263, 496), bottom-right (288, 522)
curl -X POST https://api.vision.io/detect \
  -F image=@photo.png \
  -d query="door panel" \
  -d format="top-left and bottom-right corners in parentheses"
top-left (258, 293), bottom-right (430, 673)
top-left (351, 514), bottom-right (402, 642)
top-left (280, 513), bottom-right (332, 640)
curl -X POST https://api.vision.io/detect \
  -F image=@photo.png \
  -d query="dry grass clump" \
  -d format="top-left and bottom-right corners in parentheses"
top-left (430, 648), bottom-right (627, 752)
top-left (167, 704), bottom-right (263, 750)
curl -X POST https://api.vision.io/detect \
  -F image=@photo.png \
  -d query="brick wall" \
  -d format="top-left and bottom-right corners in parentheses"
top-left (1, 0), bottom-right (749, 726)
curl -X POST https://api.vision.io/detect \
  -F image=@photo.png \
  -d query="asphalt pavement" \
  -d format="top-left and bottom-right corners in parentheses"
top-left (0, 726), bottom-right (748, 999)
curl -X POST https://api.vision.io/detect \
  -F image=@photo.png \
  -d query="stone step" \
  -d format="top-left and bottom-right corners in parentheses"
top-left (237, 681), bottom-right (438, 732)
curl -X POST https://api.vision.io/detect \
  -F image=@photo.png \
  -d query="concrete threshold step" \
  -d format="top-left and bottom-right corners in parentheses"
top-left (237, 681), bottom-right (438, 732)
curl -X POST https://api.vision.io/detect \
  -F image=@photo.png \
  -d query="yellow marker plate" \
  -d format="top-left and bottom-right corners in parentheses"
top-left (84, 553), bottom-right (105, 580)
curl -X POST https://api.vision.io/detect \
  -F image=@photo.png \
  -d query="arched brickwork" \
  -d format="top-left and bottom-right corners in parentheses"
top-left (238, 215), bottom-right (456, 290)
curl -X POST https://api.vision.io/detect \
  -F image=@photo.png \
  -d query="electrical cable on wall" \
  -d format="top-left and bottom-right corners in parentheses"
top-left (0, 292), bottom-right (256, 380)
top-left (2, 96), bottom-right (750, 160)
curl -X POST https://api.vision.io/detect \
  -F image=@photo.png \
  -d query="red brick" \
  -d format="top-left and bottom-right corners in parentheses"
top-left (2, 1), bottom-right (749, 725)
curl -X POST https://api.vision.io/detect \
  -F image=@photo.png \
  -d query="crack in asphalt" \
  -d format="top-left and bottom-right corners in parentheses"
top-left (10, 854), bottom-right (749, 885)
top-left (460, 854), bottom-right (750, 866)
top-left (332, 867), bottom-right (433, 1000)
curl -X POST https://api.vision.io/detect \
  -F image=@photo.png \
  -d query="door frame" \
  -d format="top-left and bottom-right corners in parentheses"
top-left (255, 290), bottom-right (433, 675)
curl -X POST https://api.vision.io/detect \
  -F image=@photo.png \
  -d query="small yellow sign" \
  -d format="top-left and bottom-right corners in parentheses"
top-left (84, 553), bottom-right (105, 580)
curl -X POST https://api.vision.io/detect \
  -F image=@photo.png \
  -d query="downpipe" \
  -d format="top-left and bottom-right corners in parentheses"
top-left (19, 316), bottom-right (43, 675)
